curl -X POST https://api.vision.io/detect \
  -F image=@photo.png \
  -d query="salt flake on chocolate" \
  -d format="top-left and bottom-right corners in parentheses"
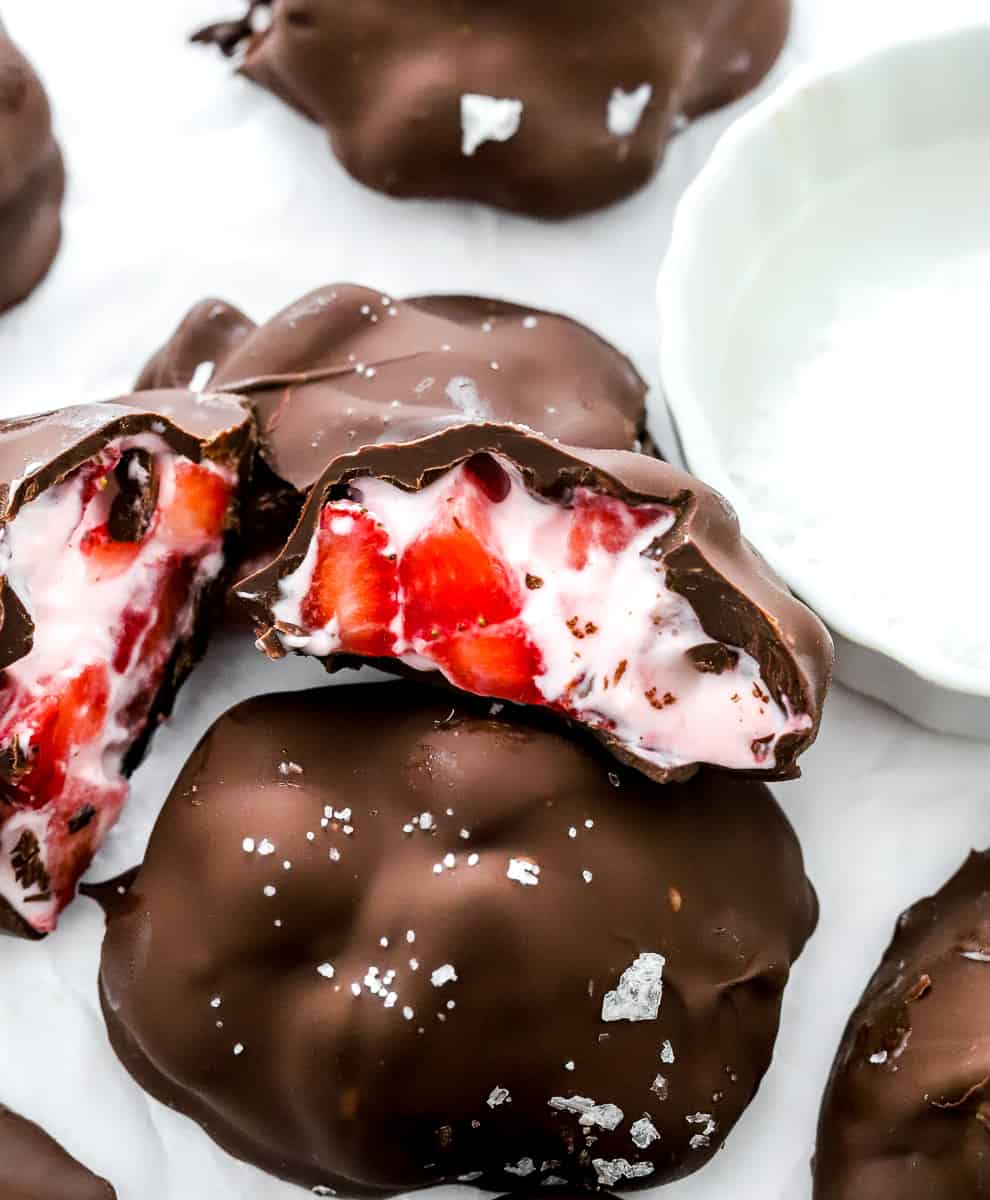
top-left (431, 964), bottom-right (458, 988)
top-left (461, 94), bottom-right (524, 156)
top-left (549, 1095), bottom-right (624, 1131)
top-left (487, 1086), bottom-right (511, 1108)
top-left (507, 857), bottom-right (540, 887)
top-left (630, 1116), bottom-right (660, 1148)
top-left (607, 84), bottom-right (653, 136)
top-left (504, 1158), bottom-right (536, 1176)
top-left (602, 952), bottom-right (666, 1022)
top-left (592, 1158), bottom-right (655, 1187)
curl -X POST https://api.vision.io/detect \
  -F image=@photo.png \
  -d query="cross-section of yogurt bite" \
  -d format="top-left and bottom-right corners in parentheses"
top-left (241, 425), bottom-right (833, 783)
top-left (135, 284), bottom-right (656, 567)
top-left (97, 682), bottom-right (818, 1195)
top-left (0, 391), bottom-right (252, 937)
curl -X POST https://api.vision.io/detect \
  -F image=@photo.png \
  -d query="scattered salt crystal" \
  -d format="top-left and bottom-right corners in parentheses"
top-left (602, 953), bottom-right (666, 1022)
top-left (242, 838), bottom-right (255, 853)
top-left (431, 964), bottom-right (458, 988)
top-left (487, 1086), bottom-right (511, 1108)
top-left (592, 1159), bottom-right (654, 1187)
top-left (607, 84), bottom-right (653, 136)
top-left (317, 963), bottom-right (335, 979)
top-left (630, 1116), bottom-right (660, 1149)
top-left (504, 1158), bottom-right (536, 1177)
top-left (263, 885), bottom-right (277, 897)
top-left (507, 857), bottom-right (540, 886)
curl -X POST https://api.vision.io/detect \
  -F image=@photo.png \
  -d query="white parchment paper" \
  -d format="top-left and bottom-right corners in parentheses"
top-left (1, 2), bottom-right (988, 1197)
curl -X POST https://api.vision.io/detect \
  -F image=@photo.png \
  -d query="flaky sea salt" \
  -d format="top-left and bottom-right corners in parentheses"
top-left (602, 953), bottom-right (665, 1022)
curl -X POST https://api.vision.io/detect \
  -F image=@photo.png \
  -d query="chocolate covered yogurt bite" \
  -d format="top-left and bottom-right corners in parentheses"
top-left (241, 425), bottom-right (832, 782)
top-left (0, 1103), bottom-right (116, 1199)
top-left (0, 391), bottom-right (252, 937)
top-left (815, 851), bottom-right (990, 1198)
top-left (98, 683), bottom-right (818, 1195)
top-left (0, 22), bottom-right (65, 312)
top-left (137, 284), bottom-right (655, 558)
top-left (192, 0), bottom-right (790, 218)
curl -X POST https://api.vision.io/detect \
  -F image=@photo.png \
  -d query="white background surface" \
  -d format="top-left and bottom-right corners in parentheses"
top-left (1, 2), bottom-right (989, 1198)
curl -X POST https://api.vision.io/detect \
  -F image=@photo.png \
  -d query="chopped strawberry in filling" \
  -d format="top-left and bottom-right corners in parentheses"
top-left (300, 503), bottom-right (399, 658)
top-left (274, 454), bottom-right (814, 776)
top-left (0, 438), bottom-right (234, 933)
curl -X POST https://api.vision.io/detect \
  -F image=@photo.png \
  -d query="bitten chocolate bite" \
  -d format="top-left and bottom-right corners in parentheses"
top-left (815, 851), bottom-right (990, 1198)
top-left (98, 683), bottom-right (818, 1195)
top-left (0, 23), bottom-right (64, 312)
top-left (137, 284), bottom-right (654, 558)
top-left (241, 426), bottom-right (832, 782)
top-left (192, 0), bottom-right (790, 218)
top-left (0, 392), bottom-right (252, 937)
top-left (0, 1103), bottom-right (115, 1199)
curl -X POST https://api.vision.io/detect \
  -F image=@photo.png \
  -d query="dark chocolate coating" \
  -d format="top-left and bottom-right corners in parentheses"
top-left (191, 0), bottom-right (789, 218)
top-left (242, 424), bottom-right (833, 782)
top-left (815, 851), bottom-right (990, 1198)
top-left (99, 683), bottom-right (817, 1195)
top-left (0, 1103), bottom-right (115, 1199)
top-left (136, 284), bottom-right (654, 556)
top-left (0, 390), bottom-right (254, 938)
top-left (0, 24), bottom-right (64, 313)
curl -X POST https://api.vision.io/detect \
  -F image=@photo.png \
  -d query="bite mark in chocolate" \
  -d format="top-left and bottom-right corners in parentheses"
top-left (0, 391), bottom-right (252, 937)
top-left (242, 426), bottom-right (833, 783)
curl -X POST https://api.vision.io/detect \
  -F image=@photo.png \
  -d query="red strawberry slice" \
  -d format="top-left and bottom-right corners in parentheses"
top-left (160, 462), bottom-right (231, 543)
top-left (80, 523), bottom-right (141, 581)
top-left (14, 663), bottom-right (111, 807)
top-left (400, 490), bottom-right (520, 639)
top-left (301, 504), bottom-right (399, 656)
top-left (566, 491), bottom-right (662, 570)
top-left (435, 624), bottom-right (544, 705)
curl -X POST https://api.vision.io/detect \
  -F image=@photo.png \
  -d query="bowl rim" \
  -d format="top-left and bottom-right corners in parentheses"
top-left (657, 19), bottom-right (990, 702)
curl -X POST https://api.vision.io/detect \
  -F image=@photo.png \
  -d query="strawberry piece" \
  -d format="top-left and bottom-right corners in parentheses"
top-left (159, 462), bottom-right (231, 543)
top-left (80, 523), bottom-right (141, 581)
top-left (566, 491), bottom-right (662, 570)
top-left (400, 496), bottom-right (520, 639)
top-left (301, 504), bottom-right (399, 656)
top-left (13, 663), bottom-right (111, 807)
top-left (113, 607), bottom-right (152, 675)
top-left (435, 624), bottom-right (544, 705)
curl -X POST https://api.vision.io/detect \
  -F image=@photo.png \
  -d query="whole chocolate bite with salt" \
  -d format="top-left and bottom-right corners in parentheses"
top-left (815, 851), bottom-right (990, 1198)
top-left (98, 683), bottom-right (817, 1195)
top-left (191, 0), bottom-right (789, 218)
top-left (136, 284), bottom-right (654, 558)
top-left (241, 424), bottom-right (832, 783)
top-left (0, 1103), bottom-right (115, 1199)
top-left (0, 391), bottom-right (253, 937)
top-left (0, 23), bottom-right (64, 312)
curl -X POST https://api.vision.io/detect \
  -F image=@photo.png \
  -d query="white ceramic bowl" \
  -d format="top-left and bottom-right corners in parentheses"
top-left (658, 23), bottom-right (990, 740)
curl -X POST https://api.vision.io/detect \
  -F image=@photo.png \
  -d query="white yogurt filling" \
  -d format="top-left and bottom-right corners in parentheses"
top-left (0, 435), bottom-right (233, 930)
top-left (273, 456), bottom-right (811, 774)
